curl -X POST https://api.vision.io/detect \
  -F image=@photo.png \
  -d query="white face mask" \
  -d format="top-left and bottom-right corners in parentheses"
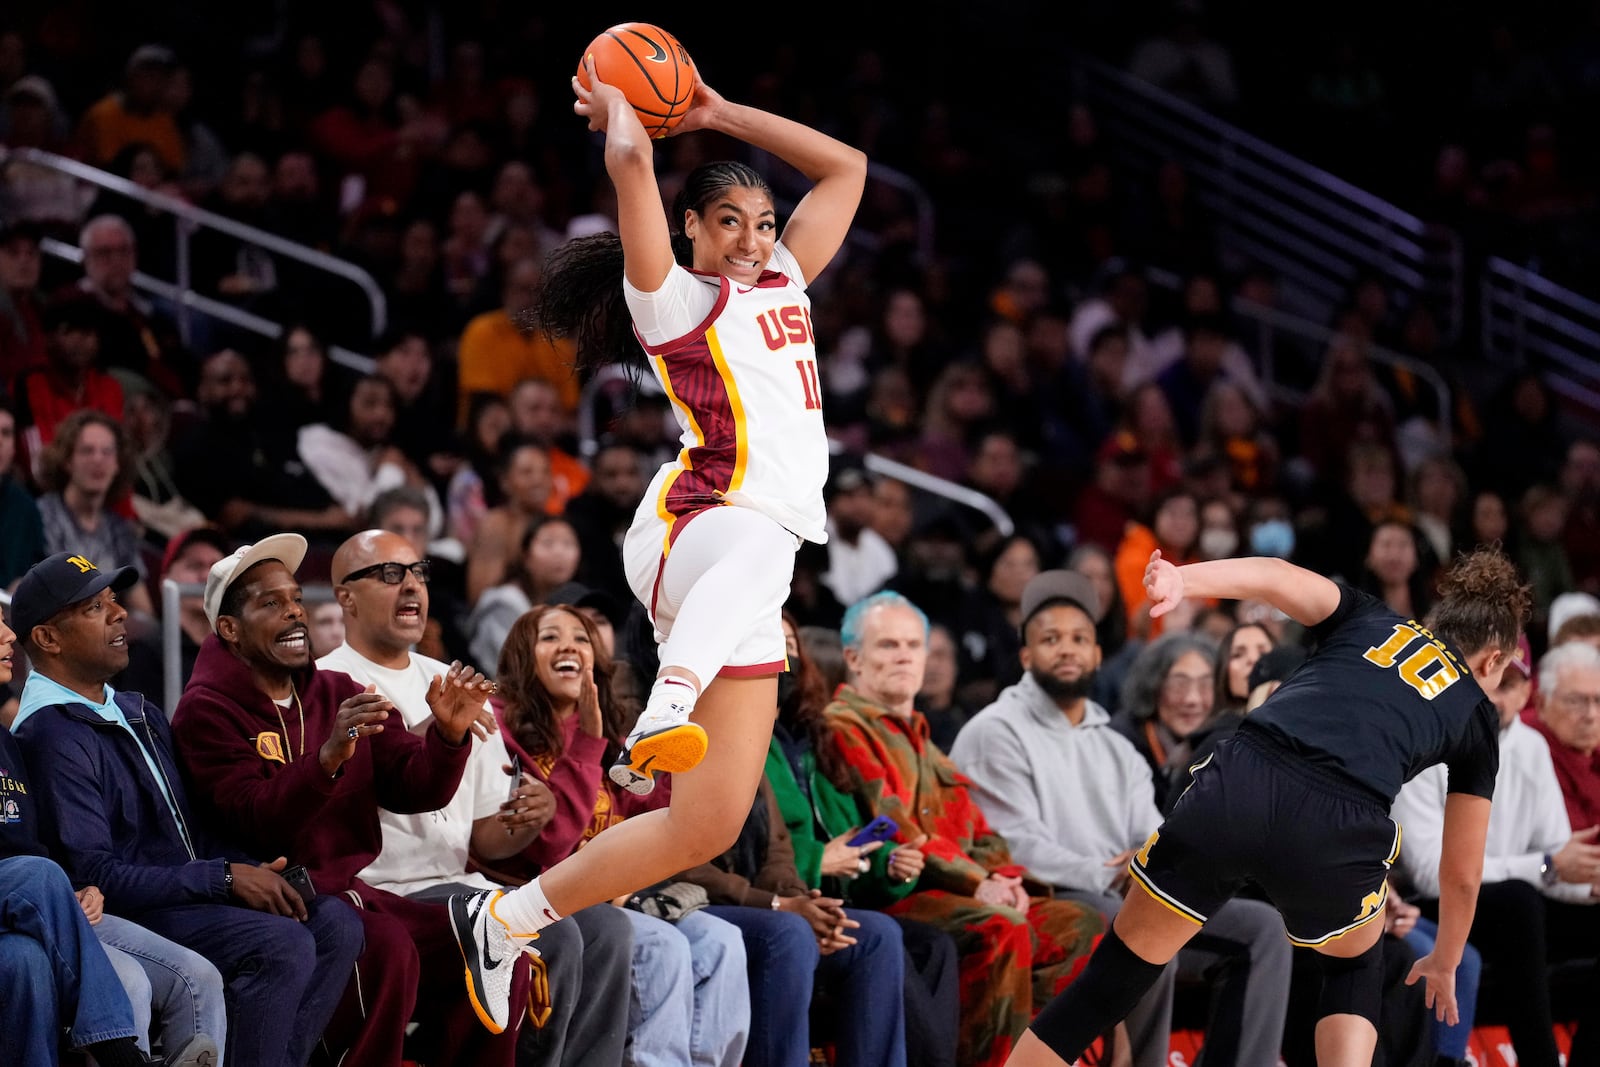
top-left (1199, 526), bottom-right (1239, 560)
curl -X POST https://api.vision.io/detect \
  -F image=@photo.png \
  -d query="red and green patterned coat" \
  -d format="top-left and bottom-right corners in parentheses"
top-left (824, 683), bottom-right (1032, 893)
top-left (824, 684), bottom-right (1103, 1067)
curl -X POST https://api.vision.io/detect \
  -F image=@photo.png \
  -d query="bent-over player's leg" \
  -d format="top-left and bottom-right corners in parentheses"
top-left (1008, 877), bottom-right (1206, 1067)
top-left (1308, 915), bottom-right (1385, 1067)
top-left (452, 675), bottom-right (778, 1032)
top-left (612, 506), bottom-right (796, 793)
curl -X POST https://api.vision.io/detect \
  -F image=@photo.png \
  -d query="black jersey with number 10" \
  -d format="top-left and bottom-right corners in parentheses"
top-left (1243, 584), bottom-right (1500, 805)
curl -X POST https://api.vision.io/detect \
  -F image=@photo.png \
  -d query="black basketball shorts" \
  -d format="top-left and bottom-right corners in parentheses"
top-left (1128, 726), bottom-right (1403, 947)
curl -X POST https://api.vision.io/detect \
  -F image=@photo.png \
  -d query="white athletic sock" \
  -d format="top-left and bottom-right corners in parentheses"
top-left (491, 876), bottom-right (562, 941)
top-left (628, 675), bottom-right (699, 739)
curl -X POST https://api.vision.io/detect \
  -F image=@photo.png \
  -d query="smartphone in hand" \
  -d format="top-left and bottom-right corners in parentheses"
top-left (282, 864), bottom-right (316, 904)
top-left (847, 814), bottom-right (899, 849)
top-left (507, 752), bottom-right (523, 801)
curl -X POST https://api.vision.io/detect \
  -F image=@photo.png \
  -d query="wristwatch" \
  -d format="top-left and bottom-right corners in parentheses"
top-left (222, 860), bottom-right (235, 897)
top-left (1540, 853), bottom-right (1558, 887)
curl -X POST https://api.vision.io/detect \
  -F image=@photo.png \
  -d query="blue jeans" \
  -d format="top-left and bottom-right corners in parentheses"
top-left (97, 912), bottom-right (228, 1061)
top-left (136, 894), bottom-right (364, 1067)
top-left (1402, 916), bottom-right (1481, 1059)
top-left (621, 907), bottom-right (750, 1067)
top-left (0, 854), bottom-right (137, 1061)
top-left (706, 904), bottom-right (908, 1067)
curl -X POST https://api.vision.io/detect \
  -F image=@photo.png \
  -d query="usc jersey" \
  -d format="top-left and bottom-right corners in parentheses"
top-left (627, 243), bottom-right (829, 548)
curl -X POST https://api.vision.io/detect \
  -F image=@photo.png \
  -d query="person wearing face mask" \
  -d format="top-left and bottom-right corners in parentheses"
top-left (1196, 498), bottom-right (1241, 562)
top-left (1249, 516), bottom-right (1296, 559)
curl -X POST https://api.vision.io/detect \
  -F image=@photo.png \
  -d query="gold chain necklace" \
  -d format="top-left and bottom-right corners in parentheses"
top-left (272, 683), bottom-right (307, 762)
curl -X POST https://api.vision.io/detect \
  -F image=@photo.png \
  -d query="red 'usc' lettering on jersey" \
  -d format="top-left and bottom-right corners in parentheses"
top-left (756, 305), bottom-right (815, 351)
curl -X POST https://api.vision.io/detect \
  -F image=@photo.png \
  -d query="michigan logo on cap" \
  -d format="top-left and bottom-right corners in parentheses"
top-left (254, 732), bottom-right (286, 764)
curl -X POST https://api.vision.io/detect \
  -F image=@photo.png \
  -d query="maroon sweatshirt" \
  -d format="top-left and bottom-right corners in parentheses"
top-left (172, 634), bottom-right (470, 894)
top-left (487, 699), bottom-right (665, 879)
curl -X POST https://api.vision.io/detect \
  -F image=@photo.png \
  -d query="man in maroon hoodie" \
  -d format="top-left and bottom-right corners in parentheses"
top-left (171, 532), bottom-right (528, 1065)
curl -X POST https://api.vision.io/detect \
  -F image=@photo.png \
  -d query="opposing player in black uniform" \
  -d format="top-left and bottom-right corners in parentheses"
top-left (1008, 548), bottom-right (1530, 1067)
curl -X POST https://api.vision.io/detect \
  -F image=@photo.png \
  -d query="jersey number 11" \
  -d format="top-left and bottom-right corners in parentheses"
top-left (795, 359), bottom-right (822, 411)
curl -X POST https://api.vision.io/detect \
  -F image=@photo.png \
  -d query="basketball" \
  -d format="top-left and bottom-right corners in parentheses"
top-left (576, 23), bottom-right (696, 139)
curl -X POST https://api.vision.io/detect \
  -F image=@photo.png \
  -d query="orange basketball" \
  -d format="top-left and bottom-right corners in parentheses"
top-left (576, 23), bottom-right (696, 139)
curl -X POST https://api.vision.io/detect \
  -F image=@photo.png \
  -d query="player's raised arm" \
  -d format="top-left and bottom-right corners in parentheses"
top-left (573, 56), bottom-right (674, 292)
top-left (680, 85), bottom-right (866, 284)
top-left (1143, 551), bottom-right (1343, 628)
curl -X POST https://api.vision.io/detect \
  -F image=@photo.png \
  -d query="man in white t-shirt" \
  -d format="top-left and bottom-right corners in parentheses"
top-left (319, 529), bottom-right (633, 1066)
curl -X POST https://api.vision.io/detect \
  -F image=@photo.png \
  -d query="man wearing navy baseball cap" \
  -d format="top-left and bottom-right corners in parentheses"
top-left (10, 549), bottom-right (364, 1067)
top-left (0, 551), bottom-right (221, 1067)
top-left (9, 550), bottom-right (141, 643)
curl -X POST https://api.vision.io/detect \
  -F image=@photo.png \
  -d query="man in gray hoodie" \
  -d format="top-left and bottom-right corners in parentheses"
top-left (951, 570), bottom-right (1290, 1067)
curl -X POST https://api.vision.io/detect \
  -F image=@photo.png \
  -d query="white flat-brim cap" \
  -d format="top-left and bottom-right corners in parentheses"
top-left (203, 533), bottom-right (309, 631)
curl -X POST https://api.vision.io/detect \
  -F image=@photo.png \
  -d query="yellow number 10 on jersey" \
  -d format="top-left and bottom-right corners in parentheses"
top-left (1362, 623), bottom-right (1462, 700)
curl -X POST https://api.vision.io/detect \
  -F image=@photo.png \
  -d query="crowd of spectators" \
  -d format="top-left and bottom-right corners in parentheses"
top-left (2, 3), bottom-right (1600, 1066)
top-left (1095, 0), bottom-right (1600, 295)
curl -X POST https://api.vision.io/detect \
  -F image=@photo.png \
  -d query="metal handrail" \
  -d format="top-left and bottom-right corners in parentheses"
top-left (1235, 297), bottom-right (1454, 449)
top-left (856, 452), bottom-right (1014, 538)
top-left (761, 159), bottom-right (936, 268)
top-left (1481, 257), bottom-right (1600, 422)
top-left (575, 371), bottom-right (1014, 537)
top-left (1075, 54), bottom-right (1464, 344)
top-left (864, 161), bottom-right (937, 267)
top-left (43, 238), bottom-right (378, 375)
top-left (42, 238), bottom-right (377, 375)
top-left (2, 145), bottom-right (388, 342)
top-left (1139, 260), bottom-right (1455, 448)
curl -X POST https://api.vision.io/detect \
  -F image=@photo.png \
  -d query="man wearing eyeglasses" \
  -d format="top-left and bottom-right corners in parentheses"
top-left (1532, 641), bottom-right (1600, 837)
top-left (1391, 634), bottom-right (1600, 1066)
top-left (171, 532), bottom-right (528, 1065)
top-left (318, 528), bottom-right (637, 1067)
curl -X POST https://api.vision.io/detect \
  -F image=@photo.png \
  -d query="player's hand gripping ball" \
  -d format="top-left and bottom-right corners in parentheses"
top-left (576, 23), bottom-right (696, 138)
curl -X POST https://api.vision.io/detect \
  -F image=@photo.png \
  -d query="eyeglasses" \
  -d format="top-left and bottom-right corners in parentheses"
top-left (1161, 673), bottom-right (1214, 697)
top-left (341, 560), bottom-right (431, 585)
top-left (1555, 692), bottom-right (1600, 713)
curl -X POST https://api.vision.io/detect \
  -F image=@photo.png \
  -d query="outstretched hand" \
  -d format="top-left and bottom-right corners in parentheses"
top-left (427, 661), bottom-right (496, 745)
top-left (1143, 550), bottom-right (1186, 619)
top-left (1405, 952), bottom-right (1459, 1026)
